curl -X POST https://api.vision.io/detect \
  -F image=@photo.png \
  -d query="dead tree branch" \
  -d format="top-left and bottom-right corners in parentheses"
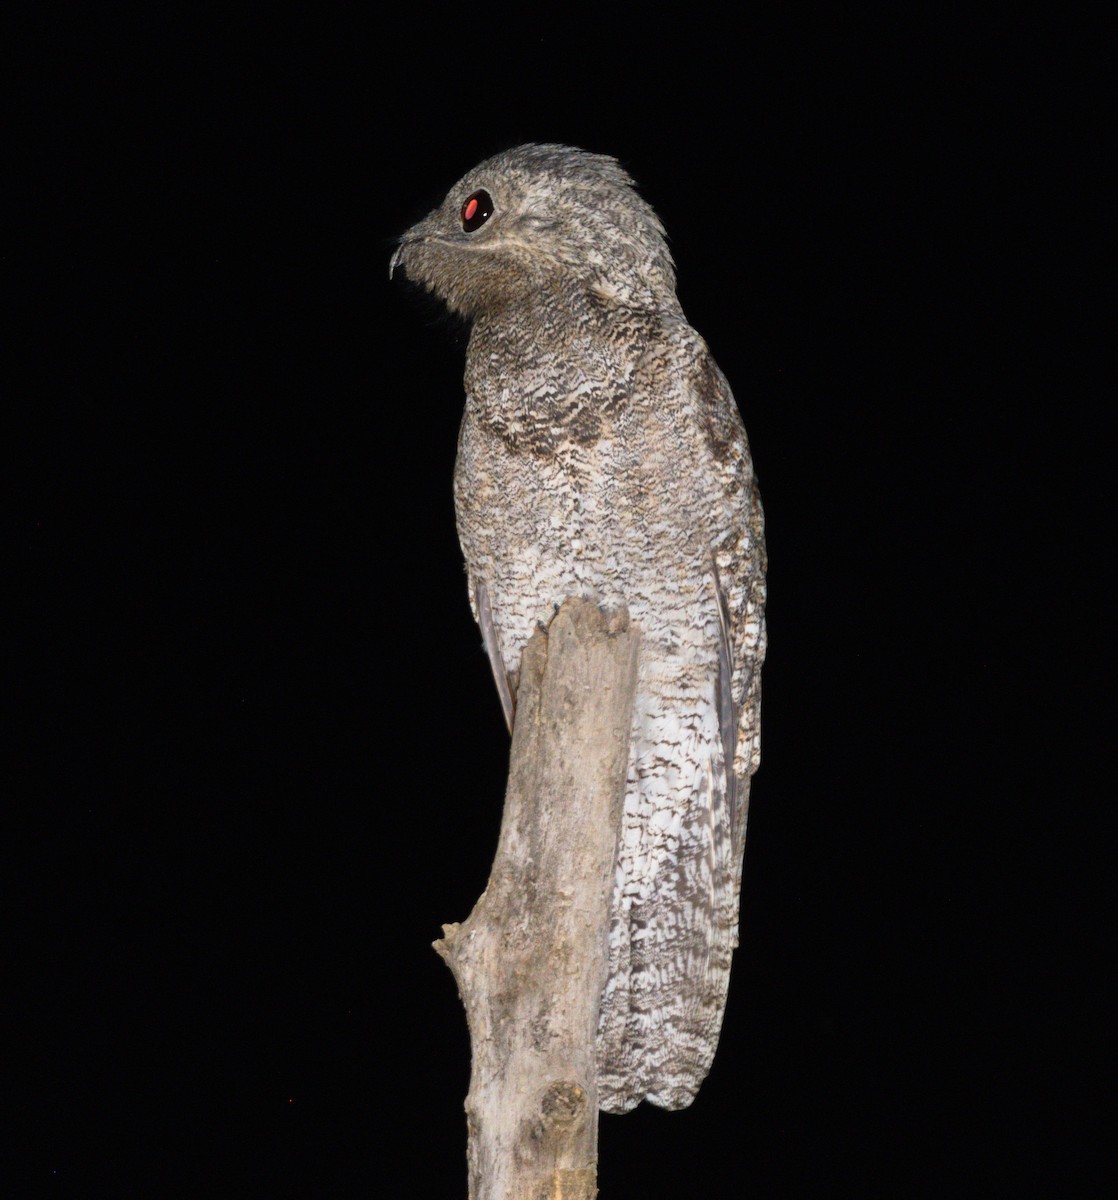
top-left (435, 598), bottom-right (640, 1200)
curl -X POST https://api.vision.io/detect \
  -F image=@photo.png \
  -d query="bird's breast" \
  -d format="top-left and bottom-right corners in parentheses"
top-left (455, 410), bottom-right (722, 679)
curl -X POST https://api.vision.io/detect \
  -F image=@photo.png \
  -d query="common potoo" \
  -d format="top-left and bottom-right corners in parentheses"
top-left (390, 144), bottom-right (766, 1113)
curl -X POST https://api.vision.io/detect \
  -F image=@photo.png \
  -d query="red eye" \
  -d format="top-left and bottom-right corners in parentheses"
top-left (461, 189), bottom-right (493, 233)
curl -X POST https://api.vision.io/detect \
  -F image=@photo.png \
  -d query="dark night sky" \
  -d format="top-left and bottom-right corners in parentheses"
top-left (9, 7), bottom-right (1109, 1197)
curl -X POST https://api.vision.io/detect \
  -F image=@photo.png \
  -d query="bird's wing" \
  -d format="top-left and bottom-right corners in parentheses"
top-left (598, 330), bottom-right (766, 1114)
top-left (711, 556), bottom-right (741, 856)
top-left (687, 336), bottom-right (766, 858)
top-left (475, 580), bottom-right (516, 733)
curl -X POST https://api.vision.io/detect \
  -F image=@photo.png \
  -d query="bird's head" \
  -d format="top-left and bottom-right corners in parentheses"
top-left (390, 143), bottom-right (677, 319)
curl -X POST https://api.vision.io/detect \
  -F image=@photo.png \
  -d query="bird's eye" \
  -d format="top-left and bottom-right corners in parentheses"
top-left (461, 189), bottom-right (493, 233)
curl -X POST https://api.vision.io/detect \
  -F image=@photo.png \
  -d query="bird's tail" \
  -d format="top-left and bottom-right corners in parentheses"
top-left (595, 659), bottom-right (742, 1113)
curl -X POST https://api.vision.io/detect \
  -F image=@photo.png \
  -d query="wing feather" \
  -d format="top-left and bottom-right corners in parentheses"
top-left (710, 557), bottom-right (740, 856)
top-left (475, 581), bottom-right (516, 733)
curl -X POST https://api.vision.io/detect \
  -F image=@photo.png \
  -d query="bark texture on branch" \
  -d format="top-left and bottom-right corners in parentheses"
top-left (435, 599), bottom-right (640, 1200)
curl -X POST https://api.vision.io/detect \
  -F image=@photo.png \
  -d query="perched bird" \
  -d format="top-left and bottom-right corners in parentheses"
top-left (391, 144), bottom-right (766, 1113)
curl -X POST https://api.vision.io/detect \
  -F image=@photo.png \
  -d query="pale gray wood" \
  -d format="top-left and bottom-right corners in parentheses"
top-left (435, 598), bottom-right (640, 1200)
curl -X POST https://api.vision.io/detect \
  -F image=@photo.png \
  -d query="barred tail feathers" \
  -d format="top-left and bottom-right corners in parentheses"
top-left (596, 655), bottom-right (739, 1113)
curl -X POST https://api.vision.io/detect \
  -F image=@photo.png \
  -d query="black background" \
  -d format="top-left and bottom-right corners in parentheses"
top-left (9, 6), bottom-right (1109, 1197)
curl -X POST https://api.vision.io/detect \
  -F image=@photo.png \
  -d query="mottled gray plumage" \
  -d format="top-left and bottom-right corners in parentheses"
top-left (391, 144), bottom-right (766, 1113)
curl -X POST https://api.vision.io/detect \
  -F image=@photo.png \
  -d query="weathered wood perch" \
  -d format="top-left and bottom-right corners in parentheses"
top-left (435, 598), bottom-right (640, 1200)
